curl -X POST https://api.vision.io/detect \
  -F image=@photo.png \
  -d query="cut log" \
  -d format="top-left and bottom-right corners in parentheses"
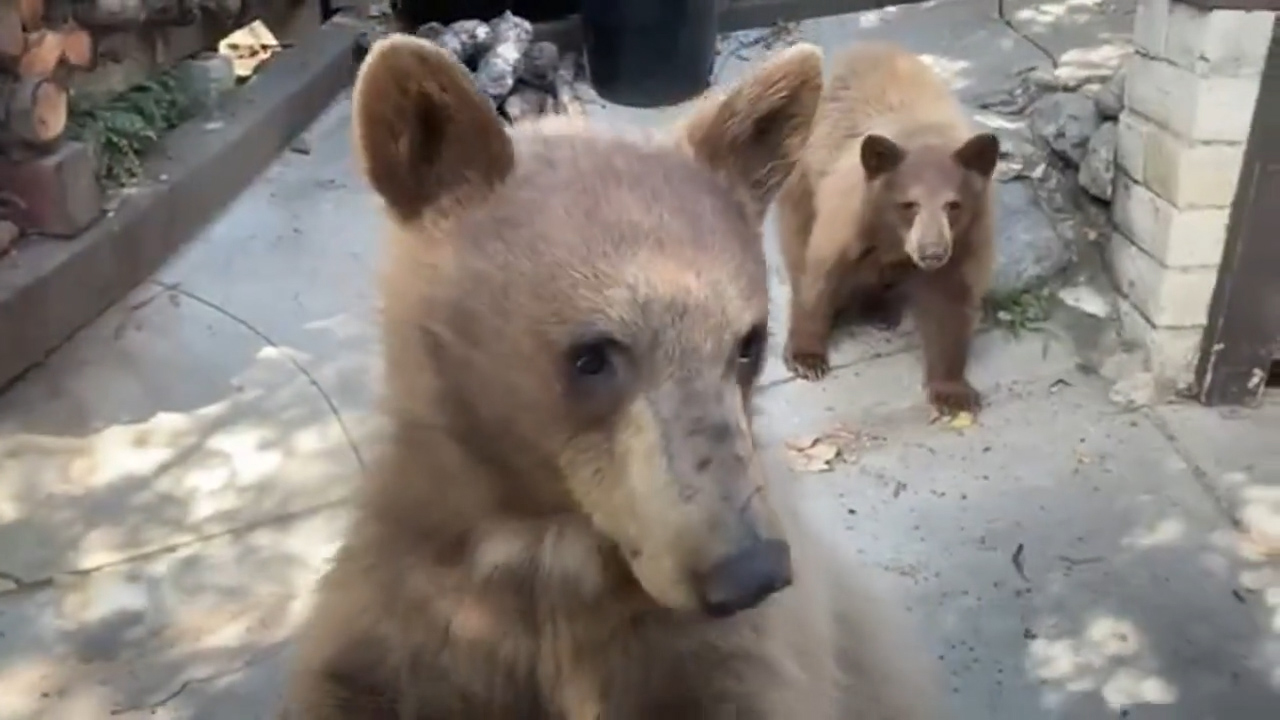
top-left (0, 76), bottom-right (69, 147)
top-left (1, 5), bottom-right (24, 61)
top-left (54, 20), bottom-right (95, 69)
top-left (18, 0), bottom-right (44, 29)
top-left (16, 30), bottom-right (63, 78)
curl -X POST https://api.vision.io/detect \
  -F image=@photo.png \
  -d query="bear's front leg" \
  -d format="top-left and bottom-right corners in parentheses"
top-left (908, 267), bottom-right (980, 415)
top-left (785, 284), bottom-right (837, 380)
top-left (785, 250), bottom-right (851, 381)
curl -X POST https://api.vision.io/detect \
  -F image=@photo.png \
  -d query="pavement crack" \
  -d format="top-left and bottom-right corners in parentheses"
top-left (0, 569), bottom-right (30, 587)
top-left (109, 642), bottom-right (290, 715)
top-left (996, 0), bottom-right (1059, 69)
top-left (148, 280), bottom-right (367, 473)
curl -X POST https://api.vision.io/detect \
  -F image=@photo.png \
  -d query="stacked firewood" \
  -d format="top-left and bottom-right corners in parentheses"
top-left (412, 11), bottom-right (584, 123)
top-left (0, 0), bottom-right (96, 152)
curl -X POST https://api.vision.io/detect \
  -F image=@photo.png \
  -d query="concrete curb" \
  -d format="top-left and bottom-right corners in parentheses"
top-left (0, 16), bottom-right (363, 391)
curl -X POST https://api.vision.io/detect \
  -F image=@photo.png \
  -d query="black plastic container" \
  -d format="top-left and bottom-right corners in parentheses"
top-left (580, 0), bottom-right (719, 108)
top-left (391, 0), bottom-right (513, 29)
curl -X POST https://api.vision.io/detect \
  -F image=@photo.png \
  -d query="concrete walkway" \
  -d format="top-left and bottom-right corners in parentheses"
top-left (1, 1), bottom-right (1276, 718)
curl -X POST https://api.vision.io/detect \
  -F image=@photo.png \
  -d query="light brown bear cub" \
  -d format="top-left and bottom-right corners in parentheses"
top-left (279, 35), bottom-right (944, 719)
top-left (779, 42), bottom-right (1000, 415)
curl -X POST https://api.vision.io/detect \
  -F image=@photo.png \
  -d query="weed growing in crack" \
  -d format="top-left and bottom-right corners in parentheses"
top-left (986, 288), bottom-right (1052, 337)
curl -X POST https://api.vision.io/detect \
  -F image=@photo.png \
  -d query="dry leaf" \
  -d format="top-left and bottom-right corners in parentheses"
top-left (947, 411), bottom-right (975, 430)
top-left (784, 423), bottom-right (879, 473)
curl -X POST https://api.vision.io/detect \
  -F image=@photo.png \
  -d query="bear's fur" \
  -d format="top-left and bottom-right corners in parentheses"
top-left (778, 42), bottom-right (1000, 414)
top-left (278, 35), bottom-right (944, 720)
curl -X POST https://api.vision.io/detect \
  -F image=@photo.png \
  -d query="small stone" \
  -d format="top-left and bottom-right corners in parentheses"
top-left (288, 134), bottom-right (312, 155)
top-left (1078, 121), bottom-right (1118, 202)
top-left (1094, 68), bottom-right (1125, 119)
top-left (1108, 371), bottom-right (1158, 409)
top-left (519, 41), bottom-right (560, 89)
top-left (1029, 92), bottom-right (1102, 166)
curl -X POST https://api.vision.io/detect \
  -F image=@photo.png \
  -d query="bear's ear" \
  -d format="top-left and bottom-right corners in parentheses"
top-left (953, 132), bottom-right (1001, 179)
top-left (677, 43), bottom-right (824, 217)
top-left (859, 134), bottom-right (905, 180)
top-left (352, 35), bottom-right (514, 223)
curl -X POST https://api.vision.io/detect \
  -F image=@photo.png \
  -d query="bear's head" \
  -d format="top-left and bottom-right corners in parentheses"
top-left (352, 36), bottom-right (823, 619)
top-left (859, 129), bottom-right (1000, 270)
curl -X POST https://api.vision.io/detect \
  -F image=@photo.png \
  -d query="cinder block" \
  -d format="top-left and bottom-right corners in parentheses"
top-left (1108, 230), bottom-right (1218, 328)
top-left (1133, 0), bottom-right (1171, 56)
top-left (1114, 109), bottom-right (1245, 208)
top-left (1115, 294), bottom-right (1203, 387)
top-left (1112, 173), bottom-right (1231, 268)
top-left (1164, 3), bottom-right (1274, 76)
top-left (0, 141), bottom-right (103, 238)
top-left (1125, 54), bottom-right (1262, 143)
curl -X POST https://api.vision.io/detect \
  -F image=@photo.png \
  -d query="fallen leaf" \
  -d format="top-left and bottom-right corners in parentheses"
top-left (947, 411), bottom-right (975, 430)
top-left (784, 423), bottom-right (882, 473)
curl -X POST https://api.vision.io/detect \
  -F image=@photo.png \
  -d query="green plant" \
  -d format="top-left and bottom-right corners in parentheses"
top-left (986, 288), bottom-right (1052, 336)
top-left (68, 71), bottom-right (198, 187)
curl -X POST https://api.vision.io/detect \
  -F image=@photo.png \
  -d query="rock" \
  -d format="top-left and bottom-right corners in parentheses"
top-left (447, 18), bottom-right (495, 66)
top-left (1108, 371), bottom-right (1158, 409)
top-left (1078, 121), bottom-right (1118, 202)
top-left (417, 22), bottom-right (467, 62)
top-left (475, 13), bottom-right (533, 100)
top-left (503, 85), bottom-right (551, 122)
top-left (520, 40), bottom-right (560, 89)
top-left (1057, 284), bottom-right (1115, 319)
top-left (489, 10), bottom-right (533, 47)
top-left (991, 181), bottom-right (1073, 295)
top-left (174, 52), bottom-right (236, 115)
top-left (1094, 67), bottom-right (1125, 120)
top-left (1029, 92), bottom-right (1102, 166)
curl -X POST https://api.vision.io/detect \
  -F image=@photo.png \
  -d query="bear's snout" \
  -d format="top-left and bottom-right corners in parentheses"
top-left (914, 244), bottom-right (951, 270)
top-left (698, 538), bottom-right (794, 617)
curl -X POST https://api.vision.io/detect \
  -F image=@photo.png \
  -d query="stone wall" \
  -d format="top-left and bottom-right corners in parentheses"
top-left (1109, 0), bottom-right (1275, 387)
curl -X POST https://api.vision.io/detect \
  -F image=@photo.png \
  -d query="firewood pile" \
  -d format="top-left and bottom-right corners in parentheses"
top-left (0, 0), bottom-right (96, 153)
top-left (407, 11), bottom-right (586, 123)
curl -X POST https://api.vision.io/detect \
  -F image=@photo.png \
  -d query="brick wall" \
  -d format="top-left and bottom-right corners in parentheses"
top-left (1109, 0), bottom-right (1276, 386)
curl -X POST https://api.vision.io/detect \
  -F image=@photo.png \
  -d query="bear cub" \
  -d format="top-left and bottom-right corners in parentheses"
top-left (779, 41), bottom-right (1000, 415)
top-left (278, 34), bottom-right (944, 720)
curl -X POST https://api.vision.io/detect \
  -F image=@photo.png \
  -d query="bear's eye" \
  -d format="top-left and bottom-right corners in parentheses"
top-left (899, 201), bottom-right (919, 214)
top-left (944, 200), bottom-right (962, 214)
top-left (569, 339), bottom-right (616, 379)
top-left (736, 323), bottom-right (768, 365)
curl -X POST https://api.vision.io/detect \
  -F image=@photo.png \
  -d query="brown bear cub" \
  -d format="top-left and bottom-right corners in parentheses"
top-left (779, 42), bottom-right (1000, 415)
top-left (278, 35), bottom-right (944, 720)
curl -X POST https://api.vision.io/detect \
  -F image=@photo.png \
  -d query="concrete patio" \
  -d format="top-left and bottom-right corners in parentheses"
top-left (1, 1), bottom-right (1277, 718)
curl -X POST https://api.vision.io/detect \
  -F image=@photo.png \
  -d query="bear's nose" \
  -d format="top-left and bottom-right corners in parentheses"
top-left (917, 248), bottom-right (950, 269)
top-left (698, 539), bottom-right (793, 618)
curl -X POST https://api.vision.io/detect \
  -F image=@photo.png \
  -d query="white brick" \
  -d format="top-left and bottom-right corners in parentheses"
top-left (1115, 295), bottom-right (1203, 386)
top-left (1125, 54), bottom-right (1262, 142)
top-left (1164, 5), bottom-right (1274, 76)
top-left (1114, 110), bottom-right (1245, 207)
top-left (1134, 0), bottom-right (1171, 57)
top-left (1112, 173), bottom-right (1231, 267)
top-left (1109, 232), bottom-right (1218, 328)
top-left (1116, 110), bottom-right (1147, 180)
